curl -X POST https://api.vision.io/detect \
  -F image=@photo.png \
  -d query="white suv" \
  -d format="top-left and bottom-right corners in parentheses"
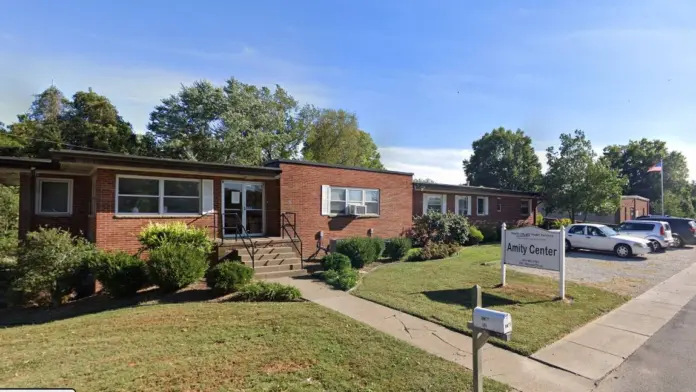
top-left (617, 220), bottom-right (674, 251)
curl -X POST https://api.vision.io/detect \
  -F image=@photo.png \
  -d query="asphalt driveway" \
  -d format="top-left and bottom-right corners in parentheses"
top-left (508, 246), bottom-right (696, 296)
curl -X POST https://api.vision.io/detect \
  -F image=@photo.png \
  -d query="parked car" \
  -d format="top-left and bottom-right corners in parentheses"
top-left (635, 215), bottom-right (696, 248)
top-left (565, 223), bottom-right (652, 258)
top-left (617, 220), bottom-right (674, 251)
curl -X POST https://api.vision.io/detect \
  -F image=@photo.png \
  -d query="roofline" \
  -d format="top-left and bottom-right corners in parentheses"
top-left (0, 156), bottom-right (57, 170)
top-left (621, 195), bottom-right (650, 202)
top-left (413, 182), bottom-right (540, 197)
top-left (50, 150), bottom-right (281, 177)
top-left (264, 159), bottom-right (414, 176)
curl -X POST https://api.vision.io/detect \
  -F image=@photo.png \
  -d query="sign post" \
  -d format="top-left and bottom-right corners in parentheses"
top-left (500, 224), bottom-right (566, 300)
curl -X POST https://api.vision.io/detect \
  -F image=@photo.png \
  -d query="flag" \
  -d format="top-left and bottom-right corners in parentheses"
top-left (647, 161), bottom-right (662, 173)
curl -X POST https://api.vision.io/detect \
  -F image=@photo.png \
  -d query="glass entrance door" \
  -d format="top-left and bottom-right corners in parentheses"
top-left (222, 181), bottom-right (264, 237)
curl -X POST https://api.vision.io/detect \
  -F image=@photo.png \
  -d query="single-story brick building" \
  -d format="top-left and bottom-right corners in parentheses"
top-left (413, 182), bottom-right (540, 227)
top-left (0, 150), bottom-right (414, 278)
top-left (539, 195), bottom-right (650, 224)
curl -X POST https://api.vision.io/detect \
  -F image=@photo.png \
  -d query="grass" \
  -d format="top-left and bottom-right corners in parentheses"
top-left (0, 301), bottom-right (509, 392)
top-left (354, 245), bottom-right (629, 356)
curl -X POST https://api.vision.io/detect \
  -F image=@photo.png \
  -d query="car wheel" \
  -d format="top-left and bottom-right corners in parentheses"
top-left (615, 244), bottom-right (632, 258)
top-left (565, 240), bottom-right (573, 252)
top-left (674, 235), bottom-right (685, 248)
top-left (651, 240), bottom-right (662, 252)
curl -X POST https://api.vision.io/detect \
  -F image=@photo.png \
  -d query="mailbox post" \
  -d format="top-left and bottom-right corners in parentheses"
top-left (467, 285), bottom-right (512, 392)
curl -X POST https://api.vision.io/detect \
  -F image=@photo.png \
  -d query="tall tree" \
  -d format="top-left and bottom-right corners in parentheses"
top-left (301, 109), bottom-right (384, 169)
top-left (462, 127), bottom-right (542, 191)
top-left (147, 78), bottom-right (316, 166)
top-left (543, 130), bottom-right (626, 222)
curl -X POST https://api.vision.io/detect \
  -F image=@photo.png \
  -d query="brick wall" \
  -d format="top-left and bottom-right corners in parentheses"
top-left (278, 163), bottom-right (413, 258)
top-left (413, 189), bottom-right (537, 227)
top-left (619, 197), bottom-right (650, 222)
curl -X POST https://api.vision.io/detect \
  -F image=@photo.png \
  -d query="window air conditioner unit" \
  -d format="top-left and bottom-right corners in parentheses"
top-left (347, 204), bottom-right (367, 216)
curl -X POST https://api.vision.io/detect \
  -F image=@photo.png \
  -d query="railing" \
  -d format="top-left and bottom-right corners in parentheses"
top-left (219, 211), bottom-right (256, 269)
top-left (280, 212), bottom-right (303, 269)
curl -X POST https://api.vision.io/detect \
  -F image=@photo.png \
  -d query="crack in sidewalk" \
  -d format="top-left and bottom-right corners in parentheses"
top-left (384, 313), bottom-right (469, 358)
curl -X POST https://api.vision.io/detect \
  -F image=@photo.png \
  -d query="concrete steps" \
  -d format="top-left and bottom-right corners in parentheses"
top-left (216, 237), bottom-right (311, 279)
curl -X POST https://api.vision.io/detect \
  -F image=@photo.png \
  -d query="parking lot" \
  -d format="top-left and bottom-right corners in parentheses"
top-left (509, 246), bottom-right (696, 296)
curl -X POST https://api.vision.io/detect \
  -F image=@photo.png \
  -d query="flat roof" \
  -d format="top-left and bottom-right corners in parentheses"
top-left (0, 156), bottom-right (56, 170)
top-left (414, 182), bottom-right (539, 197)
top-left (264, 159), bottom-right (414, 176)
top-left (622, 195), bottom-right (650, 201)
top-left (49, 149), bottom-right (281, 177)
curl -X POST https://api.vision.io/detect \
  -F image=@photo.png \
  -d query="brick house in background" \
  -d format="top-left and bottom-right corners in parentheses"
top-left (538, 195), bottom-right (650, 225)
top-left (413, 182), bottom-right (540, 227)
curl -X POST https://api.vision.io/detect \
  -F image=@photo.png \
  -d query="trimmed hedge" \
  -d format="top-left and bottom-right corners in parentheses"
top-left (322, 253), bottom-right (351, 272)
top-left (138, 222), bottom-right (214, 253)
top-left (335, 237), bottom-right (378, 269)
top-left (324, 268), bottom-right (359, 291)
top-left (384, 237), bottom-right (412, 260)
top-left (466, 226), bottom-right (484, 245)
top-left (237, 281), bottom-right (302, 302)
top-left (94, 251), bottom-right (148, 298)
top-left (206, 262), bottom-right (254, 294)
top-left (148, 243), bottom-right (208, 292)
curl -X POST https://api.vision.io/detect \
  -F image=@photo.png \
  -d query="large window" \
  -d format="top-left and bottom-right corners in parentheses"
top-left (476, 197), bottom-right (489, 216)
top-left (116, 176), bottom-right (201, 215)
top-left (455, 195), bottom-right (470, 216)
top-left (37, 178), bottom-right (73, 215)
top-left (423, 194), bottom-right (445, 214)
top-left (329, 187), bottom-right (379, 215)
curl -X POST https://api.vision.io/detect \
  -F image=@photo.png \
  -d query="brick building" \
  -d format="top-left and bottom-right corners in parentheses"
top-left (539, 195), bottom-right (650, 224)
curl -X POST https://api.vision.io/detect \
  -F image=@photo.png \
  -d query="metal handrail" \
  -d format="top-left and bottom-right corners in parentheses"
top-left (221, 211), bottom-right (256, 269)
top-left (280, 212), bottom-right (303, 269)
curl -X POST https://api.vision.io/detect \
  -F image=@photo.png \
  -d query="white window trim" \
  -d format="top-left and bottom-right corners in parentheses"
top-left (476, 196), bottom-right (489, 216)
top-left (423, 193), bottom-right (446, 214)
top-left (520, 198), bottom-right (532, 216)
top-left (328, 186), bottom-right (380, 217)
top-left (454, 195), bottom-right (472, 216)
top-left (36, 178), bottom-right (73, 216)
top-left (115, 175), bottom-right (203, 216)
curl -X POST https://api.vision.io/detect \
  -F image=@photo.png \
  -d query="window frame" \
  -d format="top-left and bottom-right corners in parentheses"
top-left (115, 175), bottom-right (202, 216)
top-left (423, 193), bottom-right (446, 214)
top-left (328, 186), bottom-right (380, 217)
top-left (454, 195), bottom-right (471, 216)
top-left (476, 196), bottom-right (489, 216)
top-left (36, 178), bottom-right (73, 216)
top-left (520, 199), bottom-right (531, 216)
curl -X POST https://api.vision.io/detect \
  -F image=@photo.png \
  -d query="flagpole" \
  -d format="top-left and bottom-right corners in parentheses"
top-left (661, 159), bottom-right (664, 215)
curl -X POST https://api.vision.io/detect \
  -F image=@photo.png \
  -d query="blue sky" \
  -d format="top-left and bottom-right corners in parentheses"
top-left (1, 0), bottom-right (695, 182)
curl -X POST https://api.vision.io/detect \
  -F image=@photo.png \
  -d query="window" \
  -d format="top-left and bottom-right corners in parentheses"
top-left (37, 178), bottom-right (73, 215)
top-left (455, 196), bottom-right (470, 216)
top-left (497, 200), bottom-right (502, 212)
top-left (116, 176), bottom-right (201, 215)
top-left (568, 225), bottom-right (585, 235)
top-left (587, 226), bottom-right (604, 236)
top-left (423, 194), bottom-right (445, 214)
top-left (520, 199), bottom-right (530, 215)
top-left (328, 187), bottom-right (379, 215)
top-left (476, 197), bottom-right (489, 216)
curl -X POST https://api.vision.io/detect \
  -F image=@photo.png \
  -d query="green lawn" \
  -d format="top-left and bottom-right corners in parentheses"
top-left (0, 300), bottom-right (508, 392)
top-left (354, 245), bottom-right (628, 356)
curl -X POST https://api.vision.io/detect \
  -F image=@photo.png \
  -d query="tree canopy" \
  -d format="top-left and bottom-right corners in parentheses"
top-left (301, 109), bottom-right (383, 169)
top-left (543, 130), bottom-right (626, 222)
top-left (463, 127), bottom-right (542, 191)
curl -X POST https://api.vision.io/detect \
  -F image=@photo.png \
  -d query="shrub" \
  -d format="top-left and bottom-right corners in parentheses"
top-left (148, 243), bottom-right (208, 292)
top-left (93, 251), bottom-right (148, 298)
top-left (550, 218), bottom-right (573, 230)
top-left (478, 225), bottom-right (499, 243)
top-left (384, 237), bottom-right (412, 260)
top-left (206, 261), bottom-right (254, 294)
top-left (237, 281), bottom-right (302, 302)
top-left (324, 268), bottom-right (359, 291)
top-left (335, 237), bottom-right (378, 269)
top-left (0, 259), bottom-right (17, 307)
top-left (12, 227), bottom-right (94, 306)
top-left (466, 226), bottom-right (484, 245)
top-left (410, 212), bottom-right (470, 247)
top-left (371, 237), bottom-right (386, 259)
top-left (322, 253), bottom-right (351, 272)
top-left (138, 222), bottom-right (213, 254)
top-left (535, 213), bottom-right (544, 227)
top-left (420, 242), bottom-right (460, 261)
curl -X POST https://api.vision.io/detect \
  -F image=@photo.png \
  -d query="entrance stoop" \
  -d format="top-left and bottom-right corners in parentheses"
top-left (216, 237), bottom-right (318, 279)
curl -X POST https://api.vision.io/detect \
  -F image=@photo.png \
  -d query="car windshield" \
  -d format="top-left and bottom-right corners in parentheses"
top-left (601, 227), bottom-right (618, 236)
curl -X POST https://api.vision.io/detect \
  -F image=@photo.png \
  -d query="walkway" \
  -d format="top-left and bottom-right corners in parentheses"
top-left (273, 276), bottom-right (595, 392)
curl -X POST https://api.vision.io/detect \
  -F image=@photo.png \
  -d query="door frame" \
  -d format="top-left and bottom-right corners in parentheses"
top-left (221, 180), bottom-right (265, 237)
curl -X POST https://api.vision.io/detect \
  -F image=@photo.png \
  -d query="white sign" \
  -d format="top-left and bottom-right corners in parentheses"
top-left (230, 191), bottom-right (241, 204)
top-left (501, 224), bottom-right (566, 299)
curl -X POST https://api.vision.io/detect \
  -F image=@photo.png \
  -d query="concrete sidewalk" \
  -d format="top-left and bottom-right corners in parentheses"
top-left (532, 262), bottom-right (696, 382)
top-left (273, 276), bottom-right (595, 392)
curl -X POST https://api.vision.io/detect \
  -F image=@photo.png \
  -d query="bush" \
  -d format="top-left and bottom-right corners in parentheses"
top-left (478, 225), bottom-right (499, 243)
top-left (535, 213), bottom-right (544, 227)
top-left (466, 226), bottom-right (484, 245)
top-left (237, 281), bottom-right (302, 302)
top-left (138, 222), bottom-right (213, 254)
top-left (384, 237), bottom-right (412, 260)
top-left (410, 212), bottom-right (470, 247)
top-left (206, 261), bottom-right (254, 294)
top-left (335, 237), bottom-right (378, 269)
top-left (322, 253), bottom-right (351, 272)
top-left (371, 237), bottom-right (386, 259)
top-left (550, 218), bottom-right (572, 230)
top-left (0, 259), bottom-right (17, 307)
top-left (324, 268), bottom-right (359, 291)
top-left (420, 242), bottom-right (460, 261)
top-left (148, 243), bottom-right (208, 292)
top-left (12, 227), bottom-right (94, 306)
top-left (93, 251), bottom-right (148, 298)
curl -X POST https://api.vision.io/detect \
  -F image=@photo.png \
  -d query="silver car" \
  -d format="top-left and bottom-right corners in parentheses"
top-left (617, 220), bottom-right (674, 251)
